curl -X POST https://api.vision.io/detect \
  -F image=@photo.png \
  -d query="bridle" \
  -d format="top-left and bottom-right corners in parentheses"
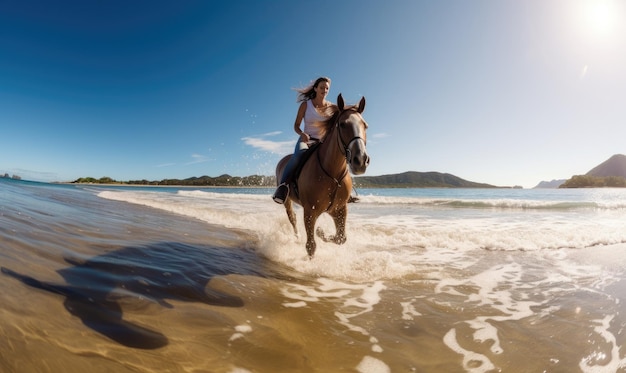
top-left (316, 108), bottom-right (366, 187)
top-left (335, 109), bottom-right (367, 164)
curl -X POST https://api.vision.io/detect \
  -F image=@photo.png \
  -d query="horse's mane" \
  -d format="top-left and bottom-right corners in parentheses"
top-left (315, 103), bottom-right (358, 140)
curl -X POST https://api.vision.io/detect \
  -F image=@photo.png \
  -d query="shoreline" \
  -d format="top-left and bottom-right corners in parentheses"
top-left (56, 182), bottom-right (274, 189)
top-left (62, 182), bottom-right (515, 190)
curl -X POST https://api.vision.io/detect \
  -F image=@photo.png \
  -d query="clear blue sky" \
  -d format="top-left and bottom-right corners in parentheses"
top-left (1, 0), bottom-right (625, 188)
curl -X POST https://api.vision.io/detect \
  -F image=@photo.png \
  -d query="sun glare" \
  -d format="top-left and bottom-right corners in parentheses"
top-left (581, 0), bottom-right (617, 37)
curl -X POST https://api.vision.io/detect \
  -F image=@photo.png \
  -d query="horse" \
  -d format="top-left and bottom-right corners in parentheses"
top-left (275, 93), bottom-right (370, 258)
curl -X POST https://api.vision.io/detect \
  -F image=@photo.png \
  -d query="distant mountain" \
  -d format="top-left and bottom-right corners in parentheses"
top-left (72, 171), bottom-right (500, 188)
top-left (73, 174), bottom-right (275, 187)
top-left (533, 179), bottom-right (566, 189)
top-left (353, 171), bottom-right (498, 188)
top-left (586, 154), bottom-right (626, 177)
top-left (560, 154), bottom-right (626, 188)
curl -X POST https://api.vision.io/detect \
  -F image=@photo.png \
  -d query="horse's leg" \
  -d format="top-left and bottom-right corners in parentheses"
top-left (304, 209), bottom-right (321, 258)
top-left (284, 199), bottom-right (298, 236)
top-left (316, 205), bottom-right (348, 245)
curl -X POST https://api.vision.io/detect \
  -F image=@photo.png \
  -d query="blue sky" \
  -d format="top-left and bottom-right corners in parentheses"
top-left (1, 0), bottom-right (625, 188)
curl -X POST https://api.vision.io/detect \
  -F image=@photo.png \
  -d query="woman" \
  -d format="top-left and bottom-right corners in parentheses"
top-left (273, 77), bottom-right (335, 204)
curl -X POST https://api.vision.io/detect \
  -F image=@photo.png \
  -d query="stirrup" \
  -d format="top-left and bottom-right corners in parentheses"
top-left (273, 183), bottom-right (289, 204)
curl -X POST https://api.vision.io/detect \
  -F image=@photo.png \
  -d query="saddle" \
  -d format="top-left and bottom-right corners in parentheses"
top-left (286, 142), bottom-right (359, 203)
top-left (287, 142), bottom-right (321, 201)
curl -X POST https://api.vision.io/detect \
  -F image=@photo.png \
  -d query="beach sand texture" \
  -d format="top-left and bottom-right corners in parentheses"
top-left (2, 179), bottom-right (626, 372)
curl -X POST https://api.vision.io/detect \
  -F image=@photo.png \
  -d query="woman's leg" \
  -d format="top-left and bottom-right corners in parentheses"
top-left (280, 140), bottom-right (309, 184)
top-left (273, 140), bottom-right (309, 204)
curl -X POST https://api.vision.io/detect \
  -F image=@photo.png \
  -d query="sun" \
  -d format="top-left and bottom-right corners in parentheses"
top-left (589, 1), bottom-right (612, 33)
top-left (572, 0), bottom-right (624, 79)
top-left (581, 0), bottom-right (617, 38)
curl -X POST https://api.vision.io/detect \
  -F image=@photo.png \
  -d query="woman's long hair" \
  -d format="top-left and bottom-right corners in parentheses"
top-left (295, 76), bottom-right (335, 139)
top-left (295, 77), bottom-right (331, 102)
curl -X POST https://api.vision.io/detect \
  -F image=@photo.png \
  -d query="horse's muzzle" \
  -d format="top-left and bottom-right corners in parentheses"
top-left (350, 151), bottom-right (370, 175)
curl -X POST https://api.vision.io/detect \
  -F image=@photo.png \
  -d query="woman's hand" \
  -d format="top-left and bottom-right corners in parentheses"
top-left (300, 132), bottom-right (310, 142)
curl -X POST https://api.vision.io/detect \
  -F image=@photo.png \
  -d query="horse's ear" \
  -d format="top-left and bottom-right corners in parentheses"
top-left (337, 94), bottom-right (344, 111)
top-left (357, 97), bottom-right (366, 113)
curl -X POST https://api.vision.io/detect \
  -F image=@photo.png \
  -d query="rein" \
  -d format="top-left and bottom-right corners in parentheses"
top-left (316, 143), bottom-right (349, 187)
top-left (336, 120), bottom-right (366, 166)
top-left (316, 108), bottom-right (364, 195)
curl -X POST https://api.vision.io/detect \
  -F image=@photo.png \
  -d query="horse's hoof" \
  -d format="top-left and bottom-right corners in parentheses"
top-left (306, 246), bottom-right (316, 258)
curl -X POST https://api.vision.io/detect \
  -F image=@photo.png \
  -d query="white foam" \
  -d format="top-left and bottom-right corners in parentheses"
top-left (356, 356), bottom-right (390, 373)
top-left (443, 328), bottom-right (496, 373)
top-left (400, 301), bottom-right (422, 320)
top-left (281, 278), bottom-right (386, 352)
top-left (92, 188), bottom-right (626, 371)
top-left (228, 368), bottom-right (253, 373)
top-left (234, 325), bottom-right (252, 333)
top-left (229, 324), bottom-right (252, 342)
top-left (438, 262), bottom-right (534, 357)
top-left (282, 301), bottom-right (307, 308)
top-left (357, 190), bottom-right (626, 210)
top-left (447, 270), bottom-right (520, 350)
top-left (280, 282), bottom-right (351, 302)
top-left (436, 250), bottom-right (623, 371)
top-left (579, 315), bottom-right (626, 373)
top-left (228, 333), bottom-right (244, 342)
top-left (97, 188), bottom-right (626, 281)
top-left (370, 336), bottom-right (383, 353)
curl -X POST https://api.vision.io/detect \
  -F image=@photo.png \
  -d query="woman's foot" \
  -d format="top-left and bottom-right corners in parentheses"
top-left (272, 183), bottom-right (289, 204)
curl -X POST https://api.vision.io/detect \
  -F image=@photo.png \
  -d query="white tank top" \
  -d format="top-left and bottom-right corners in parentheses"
top-left (303, 100), bottom-right (330, 140)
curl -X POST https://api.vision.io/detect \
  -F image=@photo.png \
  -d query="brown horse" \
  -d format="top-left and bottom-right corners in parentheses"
top-left (275, 93), bottom-right (370, 257)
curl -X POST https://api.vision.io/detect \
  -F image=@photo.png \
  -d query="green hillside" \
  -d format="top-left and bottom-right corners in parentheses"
top-left (353, 171), bottom-right (498, 188)
top-left (560, 154), bottom-right (626, 188)
top-left (72, 171), bottom-right (499, 188)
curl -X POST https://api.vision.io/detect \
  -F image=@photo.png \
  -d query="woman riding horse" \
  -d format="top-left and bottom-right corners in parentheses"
top-left (275, 92), bottom-right (370, 257)
top-left (273, 77), bottom-right (335, 204)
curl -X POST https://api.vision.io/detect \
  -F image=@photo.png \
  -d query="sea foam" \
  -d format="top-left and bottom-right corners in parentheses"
top-left (97, 188), bottom-right (626, 282)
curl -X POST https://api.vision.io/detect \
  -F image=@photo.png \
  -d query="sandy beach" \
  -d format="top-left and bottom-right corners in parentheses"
top-left (3, 179), bottom-right (626, 372)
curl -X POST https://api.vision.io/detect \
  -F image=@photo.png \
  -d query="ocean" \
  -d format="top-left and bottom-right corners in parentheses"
top-left (2, 177), bottom-right (626, 373)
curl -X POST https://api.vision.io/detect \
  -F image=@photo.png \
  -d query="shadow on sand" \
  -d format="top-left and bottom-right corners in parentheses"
top-left (1, 242), bottom-right (270, 349)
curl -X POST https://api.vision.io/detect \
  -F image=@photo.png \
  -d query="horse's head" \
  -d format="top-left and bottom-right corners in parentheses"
top-left (336, 93), bottom-right (370, 175)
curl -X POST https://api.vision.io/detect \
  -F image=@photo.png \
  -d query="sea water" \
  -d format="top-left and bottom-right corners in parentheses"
top-left (2, 178), bottom-right (626, 372)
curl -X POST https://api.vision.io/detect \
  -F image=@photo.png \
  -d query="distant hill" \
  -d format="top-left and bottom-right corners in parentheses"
top-left (586, 154), bottom-right (626, 178)
top-left (72, 171), bottom-right (499, 188)
top-left (560, 154), bottom-right (626, 188)
top-left (353, 171), bottom-right (498, 188)
top-left (533, 179), bottom-right (566, 189)
top-left (73, 174), bottom-right (275, 187)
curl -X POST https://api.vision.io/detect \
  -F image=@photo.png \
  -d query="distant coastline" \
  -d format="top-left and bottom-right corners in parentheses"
top-left (8, 153), bottom-right (626, 189)
top-left (70, 175), bottom-right (276, 187)
top-left (559, 154), bottom-right (626, 188)
top-left (65, 182), bottom-right (269, 189)
top-left (67, 171), bottom-right (510, 189)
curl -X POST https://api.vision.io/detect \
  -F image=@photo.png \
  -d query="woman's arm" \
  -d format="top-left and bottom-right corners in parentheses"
top-left (293, 101), bottom-right (309, 142)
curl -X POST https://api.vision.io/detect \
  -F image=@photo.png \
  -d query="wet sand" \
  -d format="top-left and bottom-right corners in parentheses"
top-left (3, 181), bottom-right (626, 372)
